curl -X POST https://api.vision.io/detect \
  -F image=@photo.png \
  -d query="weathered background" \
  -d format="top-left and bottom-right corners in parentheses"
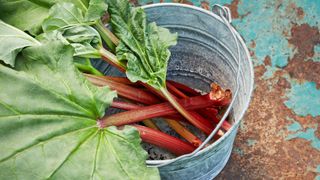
top-left (137, 0), bottom-right (320, 179)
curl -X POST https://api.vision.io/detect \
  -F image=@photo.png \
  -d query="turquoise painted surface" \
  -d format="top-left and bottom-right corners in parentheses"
top-left (246, 139), bottom-right (257, 146)
top-left (285, 117), bottom-right (319, 151)
top-left (232, 1), bottom-right (294, 80)
top-left (286, 123), bottom-right (320, 151)
top-left (295, 0), bottom-right (320, 27)
top-left (286, 128), bottom-right (320, 150)
top-left (284, 81), bottom-right (320, 117)
top-left (286, 117), bottom-right (302, 132)
top-left (233, 147), bottom-right (244, 156)
top-left (314, 44), bottom-right (320, 62)
top-left (262, 66), bottom-right (278, 80)
top-left (316, 165), bottom-right (320, 180)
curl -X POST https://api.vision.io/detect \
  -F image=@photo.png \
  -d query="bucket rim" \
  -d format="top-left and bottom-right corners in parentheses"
top-left (141, 3), bottom-right (255, 165)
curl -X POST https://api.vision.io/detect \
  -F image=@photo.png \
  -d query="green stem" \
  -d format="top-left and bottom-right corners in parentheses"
top-left (75, 63), bottom-right (103, 76)
top-left (98, 47), bottom-right (126, 72)
top-left (95, 21), bottom-right (119, 51)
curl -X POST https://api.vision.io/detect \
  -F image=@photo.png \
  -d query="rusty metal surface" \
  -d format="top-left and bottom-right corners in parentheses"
top-left (137, 0), bottom-right (320, 179)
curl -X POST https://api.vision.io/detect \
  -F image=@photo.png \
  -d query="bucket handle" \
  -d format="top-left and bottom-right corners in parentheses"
top-left (149, 4), bottom-right (242, 167)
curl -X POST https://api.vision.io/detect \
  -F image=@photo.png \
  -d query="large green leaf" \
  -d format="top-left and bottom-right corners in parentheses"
top-left (0, 0), bottom-right (106, 35)
top-left (42, 2), bottom-right (86, 32)
top-left (40, 2), bottom-right (107, 60)
top-left (38, 24), bottom-right (102, 58)
top-left (0, 0), bottom-right (50, 35)
top-left (85, 0), bottom-right (108, 22)
top-left (107, 0), bottom-right (177, 89)
top-left (0, 42), bottom-right (159, 179)
top-left (0, 20), bottom-right (41, 67)
top-left (42, 1), bottom-right (107, 32)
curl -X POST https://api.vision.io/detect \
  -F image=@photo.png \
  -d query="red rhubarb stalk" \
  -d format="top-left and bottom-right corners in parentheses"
top-left (168, 81), bottom-right (232, 131)
top-left (88, 75), bottom-right (202, 144)
top-left (111, 100), bottom-right (185, 121)
top-left (133, 125), bottom-right (195, 156)
top-left (102, 76), bottom-right (135, 85)
top-left (98, 51), bottom-right (216, 134)
top-left (100, 90), bottom-right (230, 128)
top-left (167, 80), bottom-right (201, 96)
top-left (160, 87), bottom-right (215, 135)
top-left (98, 51), bottom-right (228, 135)
top-left (110, 101), bottom-right (202, 146)
top-left (86, 74), bottom-right (161, 105)
top-left (199, 108), bottom-right (231, 131)
top-left (167, 82), bottom-right (217, 135)
top-left (99, 48), bottom-right (126, 72)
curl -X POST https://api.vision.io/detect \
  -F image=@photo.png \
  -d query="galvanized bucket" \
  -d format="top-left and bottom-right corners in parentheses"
top-left (93, 3), bottom-right (254, 180)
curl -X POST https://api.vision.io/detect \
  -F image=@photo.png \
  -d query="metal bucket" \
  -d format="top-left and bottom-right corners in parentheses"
top-left (93, 3), bottom-right (254, 180)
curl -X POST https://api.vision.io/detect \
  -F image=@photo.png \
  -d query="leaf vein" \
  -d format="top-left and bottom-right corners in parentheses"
top-left (0, 125), bottom-right (96, 163)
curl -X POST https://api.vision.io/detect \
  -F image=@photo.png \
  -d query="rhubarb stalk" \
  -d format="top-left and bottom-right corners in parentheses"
top-left (110, 101), bottom-right (202, 146)
top-left (100, 90), bottom-right (230, 127)
top-left (133, 125), bottom-right (195, 156)
top-left (86, 74), bottom-right (160, 105)
top-left (142, 119), bottom-right (160, 131)
top-left (160, 87), bottom-right (214, 135)
top-left (87, 74), bottom-right (203, 145)
top-left (167, 81), bottom-right (232, 131)
top-left (167, 80), bottom-right (200, 96)
top-left (94, 20), bottom-right (119, 51)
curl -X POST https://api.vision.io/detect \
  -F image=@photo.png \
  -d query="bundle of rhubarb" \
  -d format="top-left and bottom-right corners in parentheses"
top-left (0, 0), bottom-right (231, 179)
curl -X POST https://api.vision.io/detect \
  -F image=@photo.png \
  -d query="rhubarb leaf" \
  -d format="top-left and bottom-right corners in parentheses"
top-left (40, 2), bottom-right (107, 59)
top-left (42, 2), bottom-right (86, 32)
top-left (43, 2), bottom-right (107, 32)
top-left (0, 20), bottom-right (41, 67)
top-left (38, 25), bottom-right (102, 58)
top-left (107, 0), bottom-right (177, 89)
top-left (85, 0), bottom-right (108, 22)
top-left (0, 0), bottom-right (50, 35)
top-left (0, 42), bottom-right (159, 179)
top-left (0, 0), bottom-right (107, 35)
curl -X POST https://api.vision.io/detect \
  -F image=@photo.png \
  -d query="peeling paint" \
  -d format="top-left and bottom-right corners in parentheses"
top-left (225, 0), bottom-right (240, 19)
top-left (246, 139), bottom-right (257, 146)
top-left (314, 44), bottom-right (320, 62)
top-left (262, 66), bottom-right (278, 80)
top-left (232, 147), bottom-right (244, 156)
top-left (231, 0), bottom-right (302, 81)
top-left (285, 116), bottom-right (320, 152)
top-left (295, 0), bottom-right (320, 27)
top-left (286, 127), bottom-right (320, 151)
top-left (288, 23), bottom-right (320, 58)
top-left (316, 165), bottom-right (320, 180)
top-left (286, 117), bottom-right (302, 132)
top-left (284, 81), bottom-right (320, 117)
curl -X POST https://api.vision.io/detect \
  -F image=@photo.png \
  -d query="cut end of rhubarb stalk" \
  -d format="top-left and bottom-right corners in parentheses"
top-left (192, 140), bottom-right (202, 147)
top-left (97, 120), bottom-right (106, 129)
top-left (209, 83), bottom-right (232, 106)
top-left (209, 83), bottom-right (224, 100)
